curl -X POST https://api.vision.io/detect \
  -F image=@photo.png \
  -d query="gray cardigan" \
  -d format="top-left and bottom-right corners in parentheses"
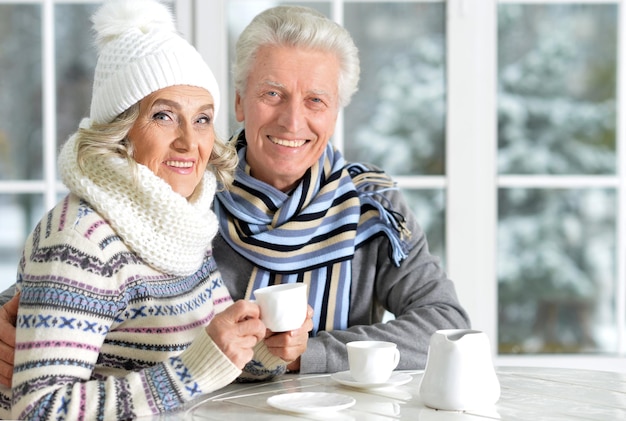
top-left (1, 173), bottom-right (470, 374)
top-left (0, 286), bottom-right (13, 307)
top-left (213, 180), bottom-right (471, 374)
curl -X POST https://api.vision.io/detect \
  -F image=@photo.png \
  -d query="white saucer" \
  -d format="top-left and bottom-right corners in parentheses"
top-left (267, 392), bottom-right (356, 414)
top-left (331, 370), bottom-right (413, 389)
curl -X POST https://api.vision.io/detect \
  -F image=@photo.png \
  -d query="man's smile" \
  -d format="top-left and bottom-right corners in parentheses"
top-left (268, 136), bottom-right (308, 148)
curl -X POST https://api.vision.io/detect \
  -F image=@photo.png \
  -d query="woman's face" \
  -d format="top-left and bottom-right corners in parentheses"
top-left (235, 45), bottom-right (340, 192)
top-left (129, 85), bottom-right (216, 198)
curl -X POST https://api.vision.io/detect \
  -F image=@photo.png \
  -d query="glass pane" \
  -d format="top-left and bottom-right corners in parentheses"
top-left (55, 4), bottom-right (98, 153)
top-left (0, 5), bottom-right (42, 180)
top-left (344, 2), bottom-right (445, 176)
top-left (498, 4), bottom-right (617, 175)
top-left (498, 188), bottom-right (616, 354)
top-left (226, 1), bottom-right (331, 136)
top-left (0, 194), bottom-right (45, 294)
top-left (403, 189), bottom-right (445, 266)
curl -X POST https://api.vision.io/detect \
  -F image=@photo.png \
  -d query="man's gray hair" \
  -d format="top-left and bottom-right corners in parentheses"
top-left (233, 5), bottom-right (360, 107)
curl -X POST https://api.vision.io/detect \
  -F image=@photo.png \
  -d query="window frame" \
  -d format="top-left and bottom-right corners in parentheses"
top-left (197, 0), bottom-right (626, 370)
top-left (0, 0), bottom-right (623, 371)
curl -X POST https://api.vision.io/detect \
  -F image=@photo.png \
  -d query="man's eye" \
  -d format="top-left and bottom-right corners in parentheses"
top-left (267, 91), bottom-right (279, 97)
top-left (197, 115), bottom-right (212, 124)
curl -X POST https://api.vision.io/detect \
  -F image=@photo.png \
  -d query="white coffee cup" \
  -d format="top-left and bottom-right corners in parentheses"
top-left (252, 283), bottom-right (308, 332)
top-left (346, 340), bottom-right (400, 384)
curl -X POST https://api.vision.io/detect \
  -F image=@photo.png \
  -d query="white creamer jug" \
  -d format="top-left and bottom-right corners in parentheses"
top-left (419, 329), bottom-right (500, 411)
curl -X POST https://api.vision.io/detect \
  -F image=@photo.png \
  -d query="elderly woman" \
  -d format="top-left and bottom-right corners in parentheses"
top-left (0, 1), bottom-right (311, 420)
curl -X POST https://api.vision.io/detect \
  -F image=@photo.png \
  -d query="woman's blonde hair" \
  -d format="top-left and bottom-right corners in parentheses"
top-left (75, 103), bottom-right (238, 190)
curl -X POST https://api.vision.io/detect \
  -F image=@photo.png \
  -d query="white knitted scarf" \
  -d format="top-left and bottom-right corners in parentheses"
top-left (58, 130), bottom-right (218, 276)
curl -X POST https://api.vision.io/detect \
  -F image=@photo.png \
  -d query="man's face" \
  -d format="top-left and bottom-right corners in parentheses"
top-left (235, 45), bottom-right (341, 192)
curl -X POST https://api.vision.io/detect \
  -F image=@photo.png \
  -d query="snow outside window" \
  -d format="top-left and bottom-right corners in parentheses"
top-left (1, 0), bottom-right (624, 371)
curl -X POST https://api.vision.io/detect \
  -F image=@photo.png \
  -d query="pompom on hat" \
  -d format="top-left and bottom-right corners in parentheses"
top-left (89, 0), bottom-right (220, 124)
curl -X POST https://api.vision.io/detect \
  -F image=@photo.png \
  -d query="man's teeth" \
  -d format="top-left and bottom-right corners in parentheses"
top-left (270, 137), bottom-right (306, 147)
top-left (166, 161), bottom-right (193, 168)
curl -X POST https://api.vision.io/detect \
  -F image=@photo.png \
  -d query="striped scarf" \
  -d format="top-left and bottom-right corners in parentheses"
top-left (215, 133), bottom-right (411, 335)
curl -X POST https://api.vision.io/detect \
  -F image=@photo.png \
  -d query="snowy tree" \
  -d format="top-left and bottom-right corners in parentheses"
top-left (344, 3), bottom-right (618, 354)
top-left (497, 4), bottom-right (617, 353)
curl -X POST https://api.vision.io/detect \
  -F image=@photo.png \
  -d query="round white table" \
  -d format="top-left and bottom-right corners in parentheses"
top-left (143, 366), bottom-right (626, 420)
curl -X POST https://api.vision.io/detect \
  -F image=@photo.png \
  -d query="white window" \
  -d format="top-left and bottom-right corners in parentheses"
top-left (1, 0), bottom-right (624, 371)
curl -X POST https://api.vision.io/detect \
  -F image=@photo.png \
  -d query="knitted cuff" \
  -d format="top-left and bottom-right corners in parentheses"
top-left (237, 341), bottom-right (287, 381)
top-left (168, 329), bottom-right (241, 400)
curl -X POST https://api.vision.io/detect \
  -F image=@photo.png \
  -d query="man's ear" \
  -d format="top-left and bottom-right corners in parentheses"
top-left (234, 91), bottom-right (245, 123)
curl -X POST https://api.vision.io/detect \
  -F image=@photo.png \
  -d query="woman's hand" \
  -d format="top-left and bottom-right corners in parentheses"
top-left (263, 305), bottom-right (314, 371)
top-left (205, 300), bottom-right (266, 369)
top-left (0, 293), bottom-right (19, 387)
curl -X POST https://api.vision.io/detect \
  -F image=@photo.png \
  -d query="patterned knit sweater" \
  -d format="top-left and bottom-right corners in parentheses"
top-left (0, 135), bottom-right (285, 420)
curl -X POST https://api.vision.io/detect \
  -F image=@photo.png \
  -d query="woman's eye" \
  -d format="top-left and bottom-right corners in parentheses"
top-left (153, 111), bottom-right (171, 121)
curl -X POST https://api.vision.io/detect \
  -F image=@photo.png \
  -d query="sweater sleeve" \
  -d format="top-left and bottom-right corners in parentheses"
top-left (11, 306), bottom-right (240, 420)
top-left (212, 166), bottom-right (471, 375)
top-left (237, 341), bottom-right (287, 382)
top-left (9, 224), bottom-right (241, 420)
top-left (0, 284), bottom-right (16, 307)
top-left (299, 174), bottom-right (471, 373)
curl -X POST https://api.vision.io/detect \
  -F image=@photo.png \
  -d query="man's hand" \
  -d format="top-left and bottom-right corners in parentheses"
top-left (206, 300), bottom-right (266, 369)
top-left (0, 293), bottom-right (19, 387)
top-left (264, 305), bottom-right (314, 371)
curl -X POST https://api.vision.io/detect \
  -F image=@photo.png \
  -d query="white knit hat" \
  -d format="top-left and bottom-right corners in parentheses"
top-left (89, 0), bottom-right (220, 124)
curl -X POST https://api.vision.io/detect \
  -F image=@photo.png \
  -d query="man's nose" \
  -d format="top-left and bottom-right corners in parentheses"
top-left (277, 99), bottom-right (305, 132)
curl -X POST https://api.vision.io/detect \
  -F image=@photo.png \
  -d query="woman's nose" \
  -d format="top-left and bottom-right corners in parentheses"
top-left (173, 122), bottom-right (198, 151)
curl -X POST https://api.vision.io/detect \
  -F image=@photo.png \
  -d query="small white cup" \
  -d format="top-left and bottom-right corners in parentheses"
top-left (346, 340), bottom-right (400, 384)
top-left (252, 283), bottom-right (308, 332)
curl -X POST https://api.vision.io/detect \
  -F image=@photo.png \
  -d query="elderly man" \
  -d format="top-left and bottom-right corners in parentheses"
top-left (0, 5), bottom-right (470, 386)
